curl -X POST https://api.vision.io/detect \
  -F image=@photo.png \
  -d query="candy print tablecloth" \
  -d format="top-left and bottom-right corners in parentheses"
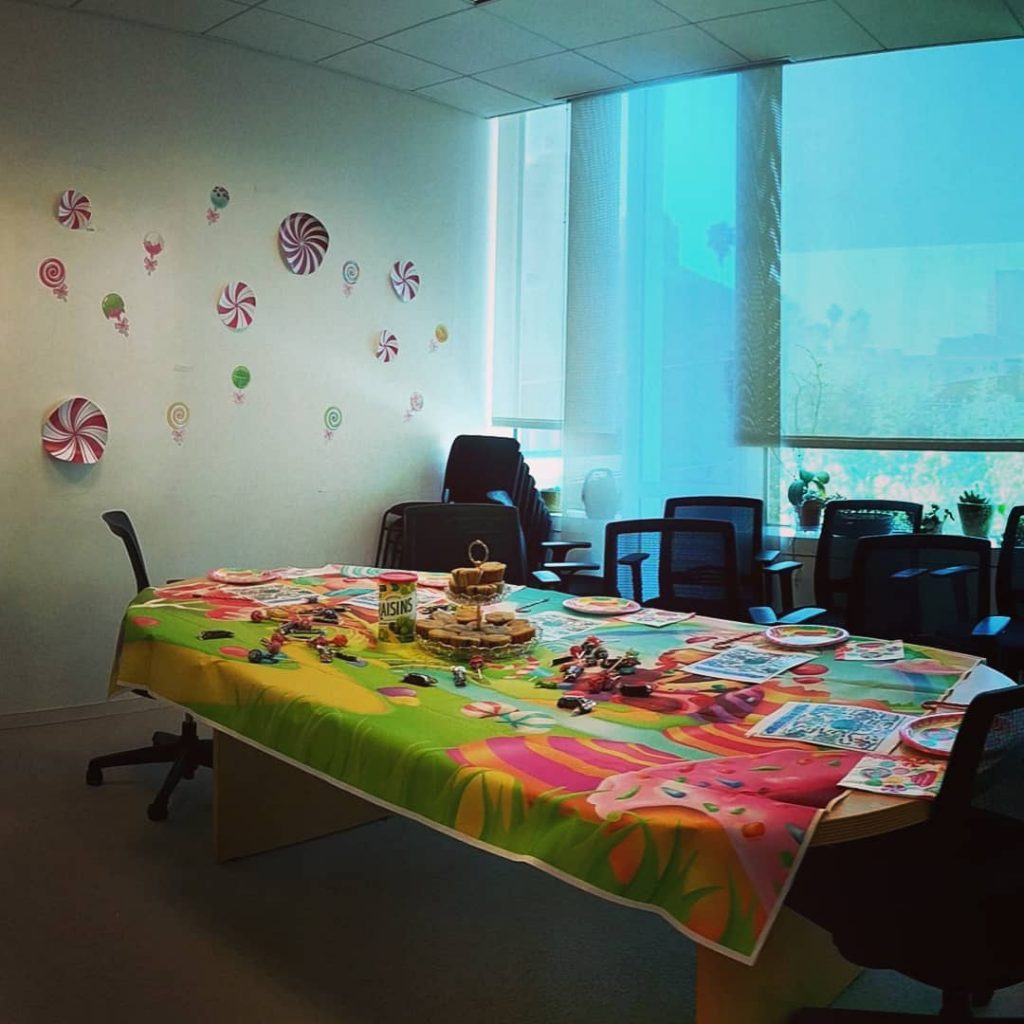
top-left (111, 566), bottom-right (978, 965)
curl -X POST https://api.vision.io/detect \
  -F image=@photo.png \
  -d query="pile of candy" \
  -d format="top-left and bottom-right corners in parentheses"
top-left (538, 636), bottom-right (650, 712)
top-left (247, 605), bottom-right (361, 665)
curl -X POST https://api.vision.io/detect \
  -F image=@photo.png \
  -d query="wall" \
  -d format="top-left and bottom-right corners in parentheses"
top-left (0, 3), bottom-right (492, 713)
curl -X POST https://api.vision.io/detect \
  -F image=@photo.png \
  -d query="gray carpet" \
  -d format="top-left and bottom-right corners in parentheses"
top-left (1, 706), bottom-right (1021, 1023)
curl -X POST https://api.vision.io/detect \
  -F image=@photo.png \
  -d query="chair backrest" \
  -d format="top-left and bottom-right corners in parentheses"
top-left (441, 435), bottom-right (522, 503)
top-left (102, 510), bottom-right (150, 592)
top-left (996, 505), bottom-right (1024, 618)
top-left (604, 518), bottom-right (741, 617)
top-left (399, 503), bottom-right (528, 584)
top-left (815, 500), bottom-right (923, 612)
top-left (846, 533), bottom-right (991, 647)
top-left (932, 684), bottom-right (1024, 831)
top-left (664, 496), bottom-right (762, 595)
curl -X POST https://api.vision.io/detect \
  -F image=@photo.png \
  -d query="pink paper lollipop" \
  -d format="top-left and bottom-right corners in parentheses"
top-left (376, 330), bottom-right (399, 363)
top-left (390, 260), bottom-right (419, 302)
top-left (279, 212), bottom-right (329, 275)
top-left (42, 397), bottom-right (108, 464)
top-left (57, 189), bottom-right (91, 229)
top-left (217, 281), bottom-right (256, 330)
top-left (38, 258), bottom-right (68, 300)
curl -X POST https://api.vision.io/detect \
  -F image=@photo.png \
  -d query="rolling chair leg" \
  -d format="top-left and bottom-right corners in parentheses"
top-left (86, 742), bottom-right (180, 786)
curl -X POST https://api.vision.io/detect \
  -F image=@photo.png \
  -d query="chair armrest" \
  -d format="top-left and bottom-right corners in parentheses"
top-left (891, 568), bottom-right (929, 579)
top-left (763, 560), bottom-right (801, 576)
top-left (762, 559), bottom-right (802, 614)
top-left (748, 606), bottom-right (779, 626)
top-left (930, 565), bottom-right (978, 578)
top-left (755, 549), bottom-right (781, 564)
top-left (778, 606), bottom-right (828, 625)
top-left (972, 615), bottom-right (1010, 637)
top-left (530, 570), bottom-right (562, 589)
top-left (543, 561), bottom-right (601, 577)
top-left (618, 552), bottom-right (649, 566)
top-left (484, 489), bottom-right (516, 507)
top-left (541, 540), bottom-right (593, 561)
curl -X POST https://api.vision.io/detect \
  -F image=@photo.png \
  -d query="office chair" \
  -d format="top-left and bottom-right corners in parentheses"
top-left (846, 533), bottom-right (1007, 656)
top-left (664, 496), bottom-right (801, 611)
top-left (86, 510), bottom-right (212, 822)
top-left (993, 506), bottom-right (1024, 681)
top-left (397, 502), bottom-right (558, 588)
top-left (751, 500), bottom-right (923, 627)
top-left (788, 684), bottom-right (1024, 1022)
top-left (603, 518), bottom-right (743, 618)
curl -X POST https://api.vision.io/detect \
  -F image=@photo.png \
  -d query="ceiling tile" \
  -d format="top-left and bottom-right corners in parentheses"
top-left (835, 0), bottom-right (1022, 48)
top-left (416, 76), bottom-right (533, 116)
top-left (580, 24), bottom-right (745, 81)
top-left (260, 0), bottom-right (465, 40)
top-left (382, 9), bottom-right (561, 75)
top-left (487, 0), bottom-right (685, 50)
top-left (320, 43), bottom-right (457, 89)
top-left (75, 0), bottom-right (245, 33)
top-left (477, 50), bottom-right (630, 102)
top-left (702, 1), bottom-right (881, 61)
top-left (207, 7), bottom-right (363, 60)
top-left (660, 0), bottom-right (813, 19)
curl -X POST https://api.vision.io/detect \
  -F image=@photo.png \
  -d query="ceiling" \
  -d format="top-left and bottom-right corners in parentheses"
top-left (21, 0), bottom-right (1024, 117)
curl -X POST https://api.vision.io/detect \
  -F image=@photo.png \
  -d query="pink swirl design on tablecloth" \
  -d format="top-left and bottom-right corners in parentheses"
top-left (57, 189), bottom-right (91, 229)
top-left (376, 330), bottom-right (399, 363)
top-left (42, 397), bottom-right (108, 464)
top-left (217, 281), bottom-right (256, 330)
top-left (279, 212), bottom-right (329, 275)
top-left (389, 260), bottom-right (419, 302)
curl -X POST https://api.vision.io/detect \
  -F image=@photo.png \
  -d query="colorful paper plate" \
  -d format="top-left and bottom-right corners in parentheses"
top-left (764, 624), bottom-right (850, 649)
top-left (900, 712), bottom-right (964, 758)
top-left (563, 596), bottom-right (641, 616)
top-left (207, 568), bottom-right (281, 585)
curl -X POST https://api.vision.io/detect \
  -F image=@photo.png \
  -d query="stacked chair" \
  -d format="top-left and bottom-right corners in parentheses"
top-left (376, 435), bottom-right (597, 584)
top-left (993, 505), bottom-right (1024, 680)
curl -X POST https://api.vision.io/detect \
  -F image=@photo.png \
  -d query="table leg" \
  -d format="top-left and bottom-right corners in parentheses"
top-left (213, 730), bottom-right (389, 863)
top-left (695, 907), bottom-right (860, 1024)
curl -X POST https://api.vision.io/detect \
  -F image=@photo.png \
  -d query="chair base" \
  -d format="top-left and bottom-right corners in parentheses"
top-left (791, 990), bottom-right (1023, 1022)
top-left (86, 714), bottom-right (213, 821)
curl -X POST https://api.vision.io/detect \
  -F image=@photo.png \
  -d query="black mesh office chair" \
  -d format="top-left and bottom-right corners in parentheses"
top-left (752, 500), bottom-right (923, 626)
top-left (86, 511), bottom-right (212, 822)
top-left (397, 502), bottom-right (558, 588)
top-left (788, 685), bottom-right (1024, 1022)
top-left (846, 533), bottom-right (1007, 655)
top-left (664, 496), bottom-right (801, 611)
top-left (603, 518), bottom-right (743, 618)
top-left (994, 506), bottom-right (1024, 681)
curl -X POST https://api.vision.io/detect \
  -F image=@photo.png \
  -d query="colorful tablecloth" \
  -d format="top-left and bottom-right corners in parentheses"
top-left (111, 566), bottom-right (978, 965)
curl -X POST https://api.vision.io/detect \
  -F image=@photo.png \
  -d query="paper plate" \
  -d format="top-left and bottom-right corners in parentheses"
top-left (563, 596), bottom-right (641, 616)
top-left (764, 624), bottom-right (850, 649)
top-left (900, 712), bottom-right (964, 758)
top-left (207, 568), bottom-right (281, 585)
top-left (416, 571), bottom-right (451, 588)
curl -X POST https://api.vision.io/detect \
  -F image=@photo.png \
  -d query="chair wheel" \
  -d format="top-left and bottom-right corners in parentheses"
top-left (86, 765), bottom-right (103, 786)
top-left (147, 801), bottom-right (169, 822)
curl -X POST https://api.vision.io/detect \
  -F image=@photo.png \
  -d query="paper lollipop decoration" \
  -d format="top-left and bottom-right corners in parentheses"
top-left (42, 397), bottom-right (108, 464)
top-left (232, 365), bottom-right (250, 404)
top-left (143, 232), bottom-right (164, 275)
top-left (101, 293), bottom-right (129, 337)
top-left (342, 260), bottom-right (359, 296)
top-left (403, 392), bottom-right (424, 422)
top-left (207, 185), bottom-right (229, 224)
top-left (217, 281), bottom-right (256, 330)
top-left (279, 212), bottom-right (329, 275)
top-left (57, 189), bottom-right (91, 229)
top-left (389, 260), bottom-right (419, 302)
top-left (323, 405), bottom-right (343, 441)
top-left (167, 401), bottom-right (189, 445)
top-left (375, 330), bottom-right (399, 363)
top-left (38, 258), bottom-right (68, 301)
top-left (429, 323), bottom-right (449, 352)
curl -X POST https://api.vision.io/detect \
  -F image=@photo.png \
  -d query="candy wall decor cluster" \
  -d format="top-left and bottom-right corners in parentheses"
top-left (39, 180), bottom-right (446, 469)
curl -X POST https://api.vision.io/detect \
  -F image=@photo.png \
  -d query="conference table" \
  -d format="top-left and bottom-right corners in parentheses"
top-left (110, 564), bottom-right (1004, 1024)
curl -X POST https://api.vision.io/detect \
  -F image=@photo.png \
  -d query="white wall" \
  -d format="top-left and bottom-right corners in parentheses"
top-left (0, 3), bottom-right (492, 713)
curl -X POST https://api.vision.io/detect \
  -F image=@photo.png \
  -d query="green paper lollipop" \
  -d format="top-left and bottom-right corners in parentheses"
top-left (232, 365), bottom-right (251, 390)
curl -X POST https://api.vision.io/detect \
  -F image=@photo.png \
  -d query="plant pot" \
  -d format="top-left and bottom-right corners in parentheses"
top-left (798, 498), bottom-right (823, 529)
top-left (957, 502), bottom-right (993, 539)
top-left (920, 520), bottom-right (944, 536)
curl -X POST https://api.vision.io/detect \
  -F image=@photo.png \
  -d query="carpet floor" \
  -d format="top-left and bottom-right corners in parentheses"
top-left (1, 703), bottom-right (1021, 1023)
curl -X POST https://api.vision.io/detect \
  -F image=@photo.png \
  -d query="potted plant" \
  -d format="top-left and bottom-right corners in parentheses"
top-left (920, 504), bottom-right (954, 535)
top-left (788, 469), bottom-right (832, 529)
top-left (957, 489), bottom-right (994, 539)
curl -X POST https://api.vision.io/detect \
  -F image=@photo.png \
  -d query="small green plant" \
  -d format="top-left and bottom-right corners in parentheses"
top-left (957, 488), bottom-right (996, 539)
top-left (788, 468), bottom-right (831, 508)
top-left (921, 504), bottom-right (954, 535)
top-left (958, 488), bottom-right (991, 507)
